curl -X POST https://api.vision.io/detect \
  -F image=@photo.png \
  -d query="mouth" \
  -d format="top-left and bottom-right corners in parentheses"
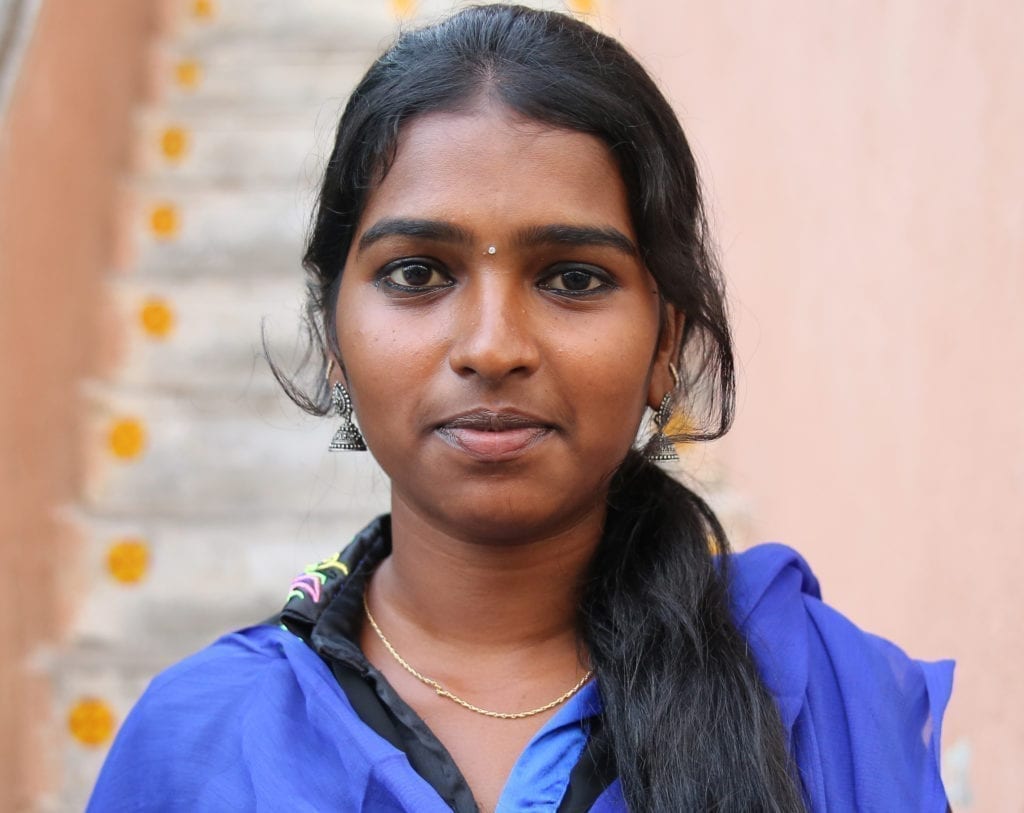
top-left (434, 409), bottom-right (555, 462)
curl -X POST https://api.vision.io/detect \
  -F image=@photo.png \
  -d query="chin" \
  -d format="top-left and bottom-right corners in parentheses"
top-left (424, 488), bottom-right (601, 546)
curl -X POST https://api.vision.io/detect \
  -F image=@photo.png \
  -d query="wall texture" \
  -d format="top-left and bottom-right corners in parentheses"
top-left (0, 1), bottom-right (160, 807)
top-left (615, 2), bottom-right (1023, 809)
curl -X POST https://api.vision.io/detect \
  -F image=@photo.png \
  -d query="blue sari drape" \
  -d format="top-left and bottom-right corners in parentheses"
top-left (89, 542), bottom-right (953, 811)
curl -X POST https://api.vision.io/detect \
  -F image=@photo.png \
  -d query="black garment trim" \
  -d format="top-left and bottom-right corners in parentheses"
top-left (557, 716), bottom-right (618, 813)
top-left (328, 662), bottom-right (405, 752)
top-left (328, 656), bottom-right (479, 812)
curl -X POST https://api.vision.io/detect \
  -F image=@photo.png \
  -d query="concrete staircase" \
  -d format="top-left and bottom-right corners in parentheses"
top-left (40, 1), bottom-right (744, 809)
top-left (45, 2), bottom-right (400, 809)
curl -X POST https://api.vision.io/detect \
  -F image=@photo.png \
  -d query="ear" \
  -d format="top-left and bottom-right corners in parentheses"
top-left (647, 306), bottom-right (686, 410)
top-left (325, 355), bottom-right (349, 388)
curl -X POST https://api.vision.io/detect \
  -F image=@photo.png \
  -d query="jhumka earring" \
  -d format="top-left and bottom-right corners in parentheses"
top-left (646, 393), bottom-right (679, 462)
top-left (646, 363), bottom-right (681, 462)
top-left (326, 361), bottom-right (367, 452)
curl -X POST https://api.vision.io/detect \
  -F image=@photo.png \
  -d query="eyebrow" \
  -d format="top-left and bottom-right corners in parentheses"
top-left (357, 217), bottom-right (638, 257)
top-left (357, 218), bottom-right (474, 254)
top-left (514, 224), bottom-right (639, 257)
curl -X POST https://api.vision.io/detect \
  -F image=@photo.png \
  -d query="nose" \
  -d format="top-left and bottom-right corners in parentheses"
top-left (447, 273), bottom-right (541, 383)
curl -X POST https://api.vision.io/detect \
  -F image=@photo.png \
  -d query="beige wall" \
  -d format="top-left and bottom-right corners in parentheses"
top-left (616, 2), bottom-right (1023, 809)
top-left (0, 1), bottom-right (160, 808)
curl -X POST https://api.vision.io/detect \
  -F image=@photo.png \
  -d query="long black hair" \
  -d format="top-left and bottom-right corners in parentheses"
top-left (275, 5), bottom-right (806, 810)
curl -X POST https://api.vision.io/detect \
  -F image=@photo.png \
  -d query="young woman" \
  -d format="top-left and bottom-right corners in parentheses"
top-left (90, 5), bottom-right (952, 811)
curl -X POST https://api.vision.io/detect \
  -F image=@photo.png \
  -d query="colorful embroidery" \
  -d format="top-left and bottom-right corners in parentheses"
top-left (287, 572), bottom-right (325, 603)
top-left (311, 552), bottom-right (348, 576)
top-left (285, 552), bottom-right (350, 604)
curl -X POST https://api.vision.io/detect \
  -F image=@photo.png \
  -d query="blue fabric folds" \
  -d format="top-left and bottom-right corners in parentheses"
top-left (495, 681), bottom-right (601, 811)
top-left (88, 543), bottom-right (953, 811)
top-left (730, 544), bottom-right (954, 812)
top-left (88, 626), bottom-right (454, 812)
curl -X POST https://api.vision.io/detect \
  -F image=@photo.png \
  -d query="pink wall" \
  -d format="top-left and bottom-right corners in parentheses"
top-left (0, 1), bottom-right (160, 807)
top-left (616, 2), bottom-right (1023, 808)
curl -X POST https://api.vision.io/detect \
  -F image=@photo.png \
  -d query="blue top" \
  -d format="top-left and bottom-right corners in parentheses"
top-left (88, 539), bottom-right (953, 811)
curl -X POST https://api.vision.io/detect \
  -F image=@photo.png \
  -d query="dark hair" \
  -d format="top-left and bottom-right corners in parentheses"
top-left (275, 5), bottom-right (805, 810)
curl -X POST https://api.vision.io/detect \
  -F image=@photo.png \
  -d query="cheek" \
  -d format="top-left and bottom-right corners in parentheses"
top-left (556, 314), bottom-right (659, 438)
top-left (334, 294), bottom-right (443, 415)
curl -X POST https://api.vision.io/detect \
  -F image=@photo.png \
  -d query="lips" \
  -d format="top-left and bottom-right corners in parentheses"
top-left (435, 409), bottom-right (554, 462)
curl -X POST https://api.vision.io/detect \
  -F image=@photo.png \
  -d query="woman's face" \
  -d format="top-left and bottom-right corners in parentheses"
top-left (336, 103), bottom-right (679, 543)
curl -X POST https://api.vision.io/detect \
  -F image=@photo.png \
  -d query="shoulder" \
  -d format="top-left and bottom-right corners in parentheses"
top-left (111, 624), bottom-right (334, 727)
top-left (726, 543), bottom-right (954, 812)
top-left (87, 625), bottom-right (361, 811)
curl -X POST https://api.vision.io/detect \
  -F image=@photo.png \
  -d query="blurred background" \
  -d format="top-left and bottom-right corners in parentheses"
top-left (1, 0), bottom-right (1020, 809)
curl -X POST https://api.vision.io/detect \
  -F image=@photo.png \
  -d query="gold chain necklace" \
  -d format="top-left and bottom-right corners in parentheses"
top-left (362, 591), bottom-right (593, 720)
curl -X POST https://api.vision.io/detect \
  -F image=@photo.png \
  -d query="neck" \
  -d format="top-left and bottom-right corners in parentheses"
top-left (369, 495), bottom-right (605, 655)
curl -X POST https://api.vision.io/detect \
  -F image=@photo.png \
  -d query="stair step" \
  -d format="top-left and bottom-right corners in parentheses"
top-left (80, 384), bottom-right (391, 517)
top-left (128, 242), bottom-right (301, 280)
top-left (128, 185), bottom-right (310, 274)
top-left (157, 44), bottom-right (376, 112)
top-left (50, 626), bottom-right (337, 811)
top-left (39, 640), bottom-right (223, 812)
top-left (135, 107), bottom-right (332, 187)
top-left (172, 0), bottom-right (396, 48)
top-left (109, 271), bottom-right (308, 394)
top-left (63, 509), bottom-right (370, 650)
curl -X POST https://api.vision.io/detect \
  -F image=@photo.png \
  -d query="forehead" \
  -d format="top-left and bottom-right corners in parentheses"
top-left (357, 103), bottom-right (635, 237)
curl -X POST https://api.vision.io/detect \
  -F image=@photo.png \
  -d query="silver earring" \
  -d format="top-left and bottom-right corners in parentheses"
top-left (646, 392), bottom-right (679, 462)
top-left (329, 382), bottom-right (367, 452)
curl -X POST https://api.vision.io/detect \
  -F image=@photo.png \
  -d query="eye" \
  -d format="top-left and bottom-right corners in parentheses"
top-left (539, 265), bottom-right (615, 296)
top-left (377, 259), bottom-right (452, 292)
